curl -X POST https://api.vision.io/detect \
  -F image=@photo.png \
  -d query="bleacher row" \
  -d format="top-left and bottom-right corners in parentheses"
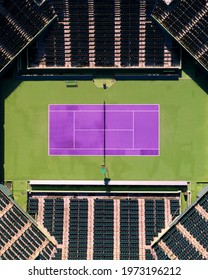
top-left (1, 0), bottom-right (207, 71)
top-left (0, 190), bottom-right (56, 260)
top-left (1, 188), bottom-right (208, 260)
top-left (94, 0), bottom-right (115, 67)
top-left (152, 190), bottom-right (208, 260)
top-left (119, 0), bottom-right (140, 67)
top-left (27, 193), bottom-right (181, 260)
top-left (145, 199), bottom-right (165, 245)
top-left (120, 200), bottom-right (139, 260)
top-left (152, 0), bottom-right (208, 71)
top-left (93, 199), bottom-right (114, 259)
top-left (0, 0), bottom-right (56, 72)
top-left (28, 0), bottom-right (181, 68)
top-left (43, 198), bottom-right (64, 244)
top-left (69, 199), bottom-right (88, 260)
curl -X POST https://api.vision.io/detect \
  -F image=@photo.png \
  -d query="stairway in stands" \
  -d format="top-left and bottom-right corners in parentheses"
top-left (63, 0), bottom-right (71, 67)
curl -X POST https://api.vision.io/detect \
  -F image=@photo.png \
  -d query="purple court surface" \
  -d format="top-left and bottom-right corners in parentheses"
top-left (48, 104), bottom-right (160, 156)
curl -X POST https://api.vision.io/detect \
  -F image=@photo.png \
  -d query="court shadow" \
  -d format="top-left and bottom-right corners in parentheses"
top-left (0, 78), bottom-right (22, 181)
top-left (104, 178), bottom-right (111, 193)
top-left (182, 50), bottom-right (208, 95)
top-left (104, 178), bottom-right (111, 186)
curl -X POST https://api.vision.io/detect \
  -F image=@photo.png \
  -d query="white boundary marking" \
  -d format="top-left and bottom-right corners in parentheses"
top-left (48, 104), bottom-right (50, 156)
top-left (49, 153), bottom-right (159, 157)
top-left (73, 111), bottom-right (76, 149)
top-left (75, 129), bottom-right (134, 131)
top-left (29, 180), bottom-right (188, 186)
top-left (50, 110), bottom-right (159, 113)
top-left (49, 104), bottom-right (160, 106)
top-left (158, 104), bottom-right (161, 156)
top-left (48, 104), bottom-right (160, 156)
top-left (50, 148), bottom-right (158, 150)
top-left (133, 111), bottom-right (135, 149)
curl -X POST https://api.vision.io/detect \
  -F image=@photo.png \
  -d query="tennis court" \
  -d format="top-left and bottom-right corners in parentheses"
top-left (49, 104), bottom-right (160, 156)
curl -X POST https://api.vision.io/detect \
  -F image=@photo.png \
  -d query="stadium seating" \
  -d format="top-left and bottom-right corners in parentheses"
top-left (0, 189), bottom-right (57, 260)
top-left (69, 0), bottom-right (89, 67)
top-left (44, 22), bottom-right (65, 67)
top-left (27, 0), bottom-right (180, 69)
top-left (27, 192), bottom-right (181, 260)
top-left (170, 199), bottom-right (180, 220)
top-left (120, 200), bottom-right (139, 260)
top-left (36, 242), bottom-right (56, 260)
top-left (164, 228), bottom-right (205, 260)
top-left (68, 199), bottom-right (88, 260)
top-left (43, 198), bottom-right (64, 244)
top-left (152, 189), bottom-right (208, 260)
top-left (28, 197), bottom-right (39, 215)
top-left (52, 248), bottom-right (62, 260)
top-left (120, 0), bottom-right (140, 66)
top-left (93, 199), bottom-right (114, 259)
top-left (153, 244), bottom-right (171, 260)
top-left (199, 192), bottom-right (208, 211)
top-left (0, 0), bottom-right (56, 72)
top-left (152, 0), bottom-right (208, 71)
top-left (145, 199), bottom-right (165, 245)
top-left (145, 249), bottom-right (155, 260)
top-left (94, 0), bottom-right (115, 66)
top-left (180, 209), bottom-right (208, 251)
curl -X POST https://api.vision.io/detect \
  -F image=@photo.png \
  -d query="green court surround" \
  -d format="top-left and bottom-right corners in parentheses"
top-left (2, 72), bottom-right (208, 206)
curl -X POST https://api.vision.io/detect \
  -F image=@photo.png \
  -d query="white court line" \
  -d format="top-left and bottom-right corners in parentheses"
top-left (49, 110), bottom-right (159, 113)
top-left (30, 179), bottom-right (185, 186)
top-left (50, 148), bottom-right (158, 150)
top-left (49, 154), bottom-right (159, 157)
top-left (48, 105), bottom-right (50, 156)
top-left (49, 105), bottom-right (160, 153)
top-left (74, 129), bottom-right (134, 131)
top-left (133, 111), bottom-right (135, 149)
top-left (158, 105), bottom-right (161, 156)
top-left (49, 104), bottom-right (160, 107)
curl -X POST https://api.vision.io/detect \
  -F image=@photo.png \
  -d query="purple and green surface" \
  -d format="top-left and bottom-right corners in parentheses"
top-left (49, 104), bottom-right (160, 156)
